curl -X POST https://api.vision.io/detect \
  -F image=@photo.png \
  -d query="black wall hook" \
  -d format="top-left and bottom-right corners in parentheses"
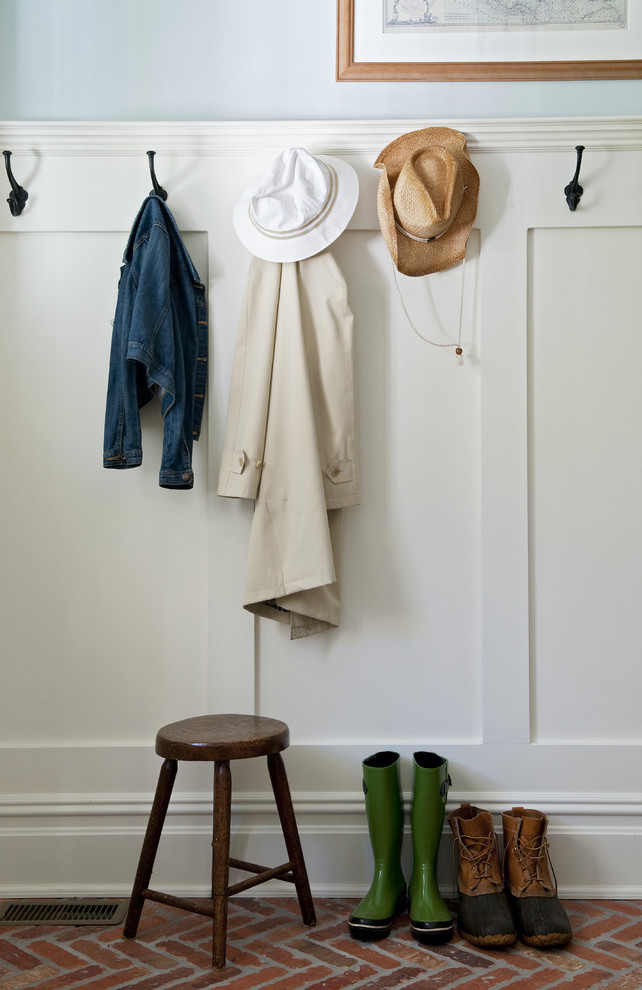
top-left (564, 145), bottom-right (585, 212)
top-left (147, 150), bottom-right (168, 201)
top-left (3, 150), bottom-right (29, 216)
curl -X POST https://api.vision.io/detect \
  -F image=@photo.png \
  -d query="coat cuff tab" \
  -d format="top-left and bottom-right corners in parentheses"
top-left (325, 459), bottom-right (353, 484)
top-left (231, 449), bottom-right (247, 474)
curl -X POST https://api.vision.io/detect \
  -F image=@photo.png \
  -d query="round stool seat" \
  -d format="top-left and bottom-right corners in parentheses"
top-left (155, 713), bottom-right (290, 762)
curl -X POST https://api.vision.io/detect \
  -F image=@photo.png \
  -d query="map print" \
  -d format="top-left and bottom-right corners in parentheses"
top-left (384, 0), bottom-right (627, 28)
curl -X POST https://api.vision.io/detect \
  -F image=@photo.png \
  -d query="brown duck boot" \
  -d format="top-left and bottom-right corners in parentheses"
top-left (448, 804), bottom-right (516, 947)
top-left (502, 808), bottom-right (572, 947)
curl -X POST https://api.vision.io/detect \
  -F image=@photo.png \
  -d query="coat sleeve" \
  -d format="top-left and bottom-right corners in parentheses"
top-left (217, 257), bottom-right (282, 499)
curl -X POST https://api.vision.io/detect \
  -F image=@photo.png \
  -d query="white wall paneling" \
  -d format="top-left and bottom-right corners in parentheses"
top-left (0, 118), bottom-right (640, 898)
top-left (529, 226), bottom-right (642, 744)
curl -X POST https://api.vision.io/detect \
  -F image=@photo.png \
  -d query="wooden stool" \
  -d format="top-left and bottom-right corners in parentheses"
top-left (123, 714), bottom-right (316, 969)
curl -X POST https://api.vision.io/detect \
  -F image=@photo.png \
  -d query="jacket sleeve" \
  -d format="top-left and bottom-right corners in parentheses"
top-left (126, 221), bottom-right (176, 401)
top-left (103, 232), bottom-right (166, 472)
top-left (217, 258), bottom-right (282, 499)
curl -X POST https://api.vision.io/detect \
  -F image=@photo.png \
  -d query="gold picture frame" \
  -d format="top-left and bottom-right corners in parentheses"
top-left (336, 0), bottom-right (642, 81)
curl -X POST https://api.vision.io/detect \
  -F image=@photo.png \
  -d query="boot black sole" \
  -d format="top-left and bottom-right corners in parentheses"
top-left (348, 893), bottom-right (407, 941)
top-left (459, 927), bottom-right (517, 948)
top-left (410, 919), bottom-right (455, 945)
top-left (521, 931), bottom-right (572, 947)
top-left (347, 919), bottom-right (395, 941)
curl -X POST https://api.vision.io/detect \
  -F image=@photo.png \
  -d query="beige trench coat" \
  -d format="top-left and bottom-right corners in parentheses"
top-left (217, 252), bottom-right (360, 638)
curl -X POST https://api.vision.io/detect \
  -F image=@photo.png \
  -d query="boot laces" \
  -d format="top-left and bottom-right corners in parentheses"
top-left (455, 829), bottom-right (502, 892)
top-left (512, 831), bottom-right (558, 892)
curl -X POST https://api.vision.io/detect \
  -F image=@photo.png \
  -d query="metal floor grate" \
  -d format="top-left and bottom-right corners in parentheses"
top-left (0, 899), bottom-right (129, 926)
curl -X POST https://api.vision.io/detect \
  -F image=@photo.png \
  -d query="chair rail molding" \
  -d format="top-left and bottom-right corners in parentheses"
top-left (1, 117), bottom-right (641, 157)
top-left (1, 789), bottom-right (641, 819)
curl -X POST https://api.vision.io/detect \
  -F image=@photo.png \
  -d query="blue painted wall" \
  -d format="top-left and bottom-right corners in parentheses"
top-left (1, 0), bottom-right (640, 120)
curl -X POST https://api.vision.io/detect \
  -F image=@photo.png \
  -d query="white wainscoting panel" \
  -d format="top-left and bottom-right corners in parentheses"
top-left (529, 226), bottom-right (642, 744)
top-left (0, 118), bottom-right (640, 898)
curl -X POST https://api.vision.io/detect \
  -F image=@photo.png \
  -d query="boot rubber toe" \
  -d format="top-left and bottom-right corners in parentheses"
top-left (457, 891), bottom-right (517, 947)
top-left (508, 892), bottom-right (572, 947)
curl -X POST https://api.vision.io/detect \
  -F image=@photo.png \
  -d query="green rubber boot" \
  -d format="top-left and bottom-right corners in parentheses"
top-left (408, 751), bottom-right (455, 944)
top-left (348, 751), bottom-right (407, 941)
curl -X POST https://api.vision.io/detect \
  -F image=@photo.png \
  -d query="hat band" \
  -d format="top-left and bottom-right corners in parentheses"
top-left (394, 220), bottom-right (445, 244)
top-left (248, 162), bottom-right (338, 241)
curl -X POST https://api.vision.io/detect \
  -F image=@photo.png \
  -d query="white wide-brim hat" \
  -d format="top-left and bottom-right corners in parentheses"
top-left (233, 147), bottom-right (359, 263)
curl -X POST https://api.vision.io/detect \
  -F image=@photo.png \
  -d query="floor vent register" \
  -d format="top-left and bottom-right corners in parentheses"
top-left (0, 898), bottom-right (129, 926)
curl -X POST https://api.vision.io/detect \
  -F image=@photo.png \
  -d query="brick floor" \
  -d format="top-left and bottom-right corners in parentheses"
top-left (0, 898), bottom-right (640, 989)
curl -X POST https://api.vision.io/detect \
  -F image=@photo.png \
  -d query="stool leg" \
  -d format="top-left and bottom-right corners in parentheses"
top-left (267, 752), bottom-right (316, 926)
top-left (123, 758), bottom-right (177, 939)
top-left (211, 760), bottom-right (231, 969)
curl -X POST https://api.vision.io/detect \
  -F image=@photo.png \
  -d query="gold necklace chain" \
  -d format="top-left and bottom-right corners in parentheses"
top-left (391, 256), bottom-right (466, 364)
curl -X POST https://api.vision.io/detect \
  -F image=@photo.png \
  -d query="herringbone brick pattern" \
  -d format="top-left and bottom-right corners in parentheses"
top-left (0, 898), bottom-right (640, 989)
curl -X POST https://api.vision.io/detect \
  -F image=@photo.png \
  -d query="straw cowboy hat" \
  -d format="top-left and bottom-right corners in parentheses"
top-left (375, 127), bottom-right (479, 277)
top-left (234, 147), bottom-right (359, 263)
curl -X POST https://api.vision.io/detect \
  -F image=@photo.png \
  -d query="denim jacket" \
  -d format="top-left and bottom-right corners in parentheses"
top-left (103, 195), bottom-right (208, 489)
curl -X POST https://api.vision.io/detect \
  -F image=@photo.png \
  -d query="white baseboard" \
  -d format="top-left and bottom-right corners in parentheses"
top-left (0, 883), bottom-right (640, 901)
top-left (1, 790), bottom-right (640, 900)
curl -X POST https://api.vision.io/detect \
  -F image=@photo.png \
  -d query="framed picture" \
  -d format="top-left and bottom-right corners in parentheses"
top-left (337, 0), bottom-right (642, 80)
